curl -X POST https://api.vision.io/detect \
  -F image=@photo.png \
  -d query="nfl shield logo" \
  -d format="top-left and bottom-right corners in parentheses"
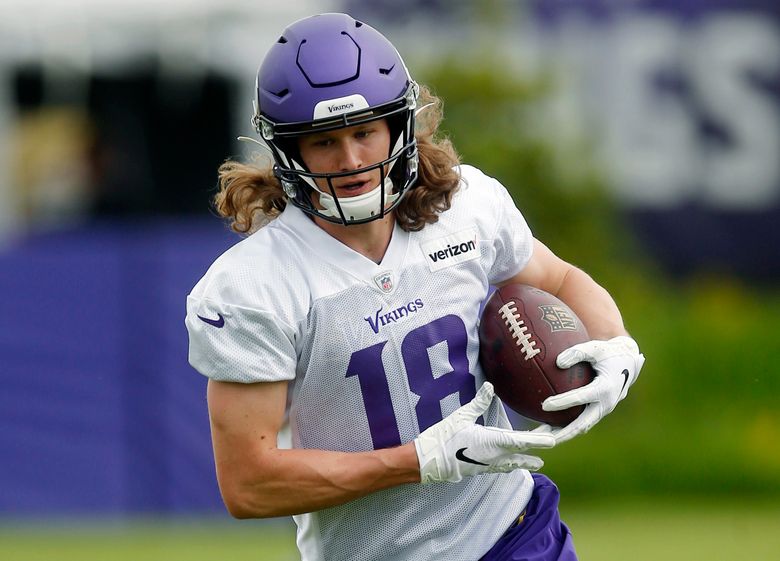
top-left (374, 271), bottom-right (394, 293)
top-left (539, 304), bottom-right (578, 332)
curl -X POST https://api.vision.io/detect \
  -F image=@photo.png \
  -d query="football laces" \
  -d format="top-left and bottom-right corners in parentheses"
top-left (498, 301), bottom-right (541, 361)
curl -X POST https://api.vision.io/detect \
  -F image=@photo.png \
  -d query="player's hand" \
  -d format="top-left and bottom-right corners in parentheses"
top-left (542, 335), bottom-right (645, 444)
top-left (414, 382), bottom-right (555, 484)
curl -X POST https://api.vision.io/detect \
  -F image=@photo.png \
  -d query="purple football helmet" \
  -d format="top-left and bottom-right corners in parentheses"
top-left (253, 13), bottom-right (420, 225)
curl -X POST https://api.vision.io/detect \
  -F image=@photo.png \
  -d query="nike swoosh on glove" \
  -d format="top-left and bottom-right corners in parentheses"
top-left (414, 382), bottom-right (555, 483)
top-left (541, 336), bottom-right (645, 445)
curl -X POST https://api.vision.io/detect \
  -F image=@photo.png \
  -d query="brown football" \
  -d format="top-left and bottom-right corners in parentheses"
top-left (478, 284), bottom-right (595, 426)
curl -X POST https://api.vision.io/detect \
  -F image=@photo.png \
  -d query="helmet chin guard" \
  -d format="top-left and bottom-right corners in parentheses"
top-left (318, 177), bottom-right (399, 222)
top-left (253, 13), bottom-right (420, 226)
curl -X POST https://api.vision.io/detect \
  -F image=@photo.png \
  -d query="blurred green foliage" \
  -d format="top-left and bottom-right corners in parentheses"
top-left (419, 60), bottom-right (780, 498)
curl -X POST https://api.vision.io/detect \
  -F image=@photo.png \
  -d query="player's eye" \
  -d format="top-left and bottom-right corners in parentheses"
top-left (310, 137), bottom-right (332, 148)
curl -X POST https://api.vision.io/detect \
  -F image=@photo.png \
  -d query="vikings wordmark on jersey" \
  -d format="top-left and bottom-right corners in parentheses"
top-left (364, 299), bottom-right (425, 335)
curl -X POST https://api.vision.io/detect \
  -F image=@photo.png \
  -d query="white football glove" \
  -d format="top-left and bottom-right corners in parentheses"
top-left (541, 336), bottom-right (645, 445)
top-left (414, 382), bottom-right (555, 484)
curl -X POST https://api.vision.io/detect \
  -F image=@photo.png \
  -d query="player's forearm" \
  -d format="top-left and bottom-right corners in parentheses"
top-left (216, 442), bottom-right (421, 518)
top-left (555, 267), bottom-right (629, 340)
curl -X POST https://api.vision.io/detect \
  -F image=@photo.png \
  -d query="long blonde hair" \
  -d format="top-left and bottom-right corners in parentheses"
top-left (214, 85), bottom-right (461, 234)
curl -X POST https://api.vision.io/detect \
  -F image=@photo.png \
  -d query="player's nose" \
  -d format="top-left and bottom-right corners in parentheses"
top-left (337, 140), bottom-right (363, 172)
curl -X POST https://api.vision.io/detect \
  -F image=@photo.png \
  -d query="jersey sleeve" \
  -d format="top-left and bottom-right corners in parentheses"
top-left (186, 295), bottom-right (297, 383)
top-left (482, 173), bottom-right (535, 285)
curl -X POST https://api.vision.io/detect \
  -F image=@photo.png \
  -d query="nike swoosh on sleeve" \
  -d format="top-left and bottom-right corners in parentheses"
top-left (197, 313), bottom-right (225, 328)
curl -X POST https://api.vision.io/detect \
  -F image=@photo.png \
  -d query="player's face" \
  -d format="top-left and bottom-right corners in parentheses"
top-left (297, 119), bottom-right (391, 200)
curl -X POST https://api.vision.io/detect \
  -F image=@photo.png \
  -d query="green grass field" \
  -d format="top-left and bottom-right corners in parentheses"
top-left (2, 497), bottom-right (778, 561)
top-left (561, 497), bottom-right (780, 561)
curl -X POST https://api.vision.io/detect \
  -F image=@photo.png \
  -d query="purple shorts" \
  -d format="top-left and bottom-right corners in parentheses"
top-left (480, 474), bottom-right (578, 561)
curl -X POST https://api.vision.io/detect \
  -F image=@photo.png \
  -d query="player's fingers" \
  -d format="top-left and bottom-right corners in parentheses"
top-left (494, 454), bottom-right (544, 472)
top-left (550, 405), bottom-right (600, 445)
top-left (556, 349), bottom-right (582, 369)
top-left (542, 378), bottom-right (603, 411)
top-left (556, 343), bottom-right (595, 369)
top-left (559, 339), bottom-right (635, 368)
top-left (487, 427), bottom-right (556, 450)
top-left (514, 432), bottom-right (556, 449)
top-left (480, 454), bottom-right (544, 474)
top-left (636, 353), bottom-right (646, 374)
top-left (458, 381), bottom-right (494, 421)
top-left (532, 423), bottom-right (554, 433)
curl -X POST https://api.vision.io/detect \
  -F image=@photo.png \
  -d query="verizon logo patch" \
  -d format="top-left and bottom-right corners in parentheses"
top-left (421, 228), bottom-right (480, 271)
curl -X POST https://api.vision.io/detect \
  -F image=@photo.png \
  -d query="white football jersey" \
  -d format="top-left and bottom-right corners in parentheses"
top-left (186, 165), bottom-right (536, 561)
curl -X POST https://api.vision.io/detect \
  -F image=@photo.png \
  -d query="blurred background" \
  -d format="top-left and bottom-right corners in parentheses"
top-left (1, 0), bottom-right (779, 559)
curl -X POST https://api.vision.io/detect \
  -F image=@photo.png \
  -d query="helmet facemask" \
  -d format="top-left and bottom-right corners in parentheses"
top-left (260, 83), bottom-right (420, 226)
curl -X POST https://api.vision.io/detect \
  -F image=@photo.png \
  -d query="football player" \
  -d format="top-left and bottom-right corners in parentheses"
top-left (186, 13), bottom-right (644, 561)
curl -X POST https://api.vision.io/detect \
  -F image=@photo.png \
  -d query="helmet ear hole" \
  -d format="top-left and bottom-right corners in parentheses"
top-left (385, 113), bottom-right (406, 154)
top-left (274, 138), bottom-right (305, 170)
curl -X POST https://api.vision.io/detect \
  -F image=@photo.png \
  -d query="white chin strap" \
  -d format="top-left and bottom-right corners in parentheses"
top-left (317, 176), bottom-right (398, 221)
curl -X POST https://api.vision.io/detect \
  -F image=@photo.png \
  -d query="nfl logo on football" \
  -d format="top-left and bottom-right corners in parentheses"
top-left (539, 305), bottom-right (577, 332)
top-left (374, 271), bottom-right (394, 293)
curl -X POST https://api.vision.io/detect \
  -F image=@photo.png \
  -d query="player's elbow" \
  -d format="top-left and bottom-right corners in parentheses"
top-left (224, 502), bottom-right (251, 519)
top-left (219, 488), bottom-right (249, 519)
top-left (220, 489), bottom-right (265, 519)
top-left (225, 502), bottom-right (257, 520)
top-left (219, 481), bottom-right (280, 519)
top-left (217, 481), bottom-right (249, 518)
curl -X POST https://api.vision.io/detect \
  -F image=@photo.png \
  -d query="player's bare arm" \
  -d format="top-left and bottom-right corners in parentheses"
top-left (209, 379), bottom-right (554, 517)
top-left (499, 238), bottom-right (628, 340)
top-left (207, 379), bottom-right (420, 518)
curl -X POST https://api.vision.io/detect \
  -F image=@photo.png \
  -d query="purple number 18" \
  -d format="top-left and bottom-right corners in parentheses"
top-left (346, 314), bottom-right (477, 449)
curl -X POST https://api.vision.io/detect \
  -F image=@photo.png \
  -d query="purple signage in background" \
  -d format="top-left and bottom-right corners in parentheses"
top-left (528, 0), bottom-right (780, 278)
top-left (0, 220), bottom-right (237, 515)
